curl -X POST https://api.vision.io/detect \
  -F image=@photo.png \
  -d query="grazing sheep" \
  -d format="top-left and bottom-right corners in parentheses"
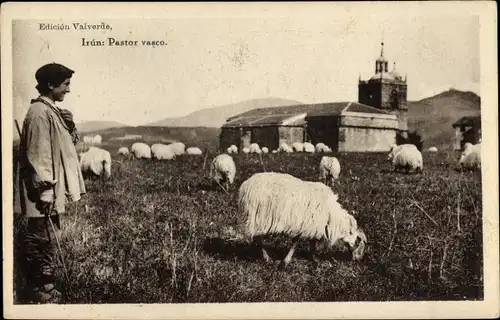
top-left (292, 142), bottom-right (304, 152)
top-left (427, 146), bottom-right (438, 153)
top-left (272, 150), bottom-right (278, 154)
top-left (389, 144), bottom-right (423, 173)
top-left (242, 147), bottom-right (250, 154)
top-left (79, 147), bottom-right (111, 180)
top-left (169, 142), bottom-right (186, 156)
top-left (152, 144), bottom-right (175, 160)
top-left (117, 147), bottom-right (129, 156)
top-left (459, 143), bottom-right (481, 171)
top-left (387, 144), bottom-right (418, 162)
top-left (319, 156), bottom-right (341, 186)
top-left (210, 154), bottom-right (236, 191)
top-left (227, 145), bottom-right (238, 154)
top-left (131, 142), bottom-right (151, 159)
top-left (92, 135), bottom-right (102, 145)
top-left (279, 143), bottom-right (293, 153)
top-left (186, 147), bottom-right (203, 156)
top-left (303, 142), bottom-right (315, 153)
top-left (83, 135), bottom-right (93, 144)
top-left (249, 143), bottom-right (262, 154)
top-left (261, 147), bottom-right (269, 154)
top-left (238, 172), bottom-right (367, 266)
top-left (315, 143), bottom-right (332, 153)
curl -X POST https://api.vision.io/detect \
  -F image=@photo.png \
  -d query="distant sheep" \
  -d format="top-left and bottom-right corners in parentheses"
top-left (319, 156), bottom-right (341, 186)
top-left (169, 142), bottom-right (186, 156)
top-left (79, 147), bottom-right (111, 180)
top-left (238, 172), bottom-right (367, 266)
top-left (388, 144), bottom-right (423, 173)
top-left (303, 142), bottom-right (315, 153)
top-left (117, 147), bottom-right (129, 156)
top-left (272, 150), bottom-right (278, 154)
top-left (227, 145), bottom-right (238, 154)
top-left (131, 142), bottom-right (151, 159)
top-left (92, 135), bottom-right (102, 145)
top-left (261, 147), bottom-right (269, 154)
top-left (315, 143), bottom-right (332, 153)
top-left (459, 143), bottom-right (481, 171)
top-left (279, 143), bottom-right (293, 153)
top-left (427, 146), bottom-right (438, 153)
top-left (83, 135), bottom-right (93, 144)
top-left (151, 144), bottom-right (175, 160)
top-left (292, 142), bottom-right (304, 152)
top-left (249, 143), bottom-right (262, 154)
top-left (242, 147), bottom-right (250, 154)
top-left (186, 147), bottom-right (203, 156)
top-left (210, 154), bottom-right (236, 191)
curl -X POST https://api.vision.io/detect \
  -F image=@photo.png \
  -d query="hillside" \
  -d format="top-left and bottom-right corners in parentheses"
top-left (147, 97), bottom-right (303, 127)
top-left (76, 121), bottom-right (129, 133)
top-left (407, 89), bottom-right (481, 149)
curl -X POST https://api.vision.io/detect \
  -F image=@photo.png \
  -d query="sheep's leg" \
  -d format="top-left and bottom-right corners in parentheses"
top-left (310, 239), bottom-right (320, 264)
top-left (281, 237), bottom-right (300, 267)
top-left (253, 236), bottom-right (271, 263)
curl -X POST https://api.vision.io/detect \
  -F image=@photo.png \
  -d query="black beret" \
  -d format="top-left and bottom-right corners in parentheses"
top-left (35, 63), bottom-right (75, 87)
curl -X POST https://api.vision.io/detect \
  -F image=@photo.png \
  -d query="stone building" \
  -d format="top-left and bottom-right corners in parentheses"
top-left (219, 42), bottom-right (407, 153)
top-left (452, 116), bottom-right (481, 150)
top-left (358, 42), bottom-right (409, 138)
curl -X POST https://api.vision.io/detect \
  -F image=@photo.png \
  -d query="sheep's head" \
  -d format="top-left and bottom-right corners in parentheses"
top-left (387, 145), bottom-right (397, 161)
top-left (341, 214), bottom-right (368, 261)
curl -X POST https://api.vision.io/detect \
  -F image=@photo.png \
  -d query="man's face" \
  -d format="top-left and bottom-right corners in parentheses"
top-left (50, 78), bottom-right (71, 102)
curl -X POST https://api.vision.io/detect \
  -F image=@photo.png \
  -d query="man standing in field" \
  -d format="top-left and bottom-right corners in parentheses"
top-left (17, 63), bottom-right (86, 303)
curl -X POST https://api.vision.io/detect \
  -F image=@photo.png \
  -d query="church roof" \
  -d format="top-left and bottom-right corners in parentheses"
top-left (222, 101), bottom-right (393, 128)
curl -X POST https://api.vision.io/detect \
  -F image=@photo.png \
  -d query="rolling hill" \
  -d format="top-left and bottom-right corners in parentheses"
top-left (146, 97), bottom-right (303, 127)
top-left (407, 88), bottom-right (481, 149)
top-left (75, 121), bottom-right (129, 133)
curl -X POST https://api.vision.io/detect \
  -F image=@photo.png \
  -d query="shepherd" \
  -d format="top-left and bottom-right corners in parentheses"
top-left (15, 62), bottom-right (86, 303)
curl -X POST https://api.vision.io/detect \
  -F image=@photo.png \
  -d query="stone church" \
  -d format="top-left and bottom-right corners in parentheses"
top-left (219, 43), bottom-right (410, 153)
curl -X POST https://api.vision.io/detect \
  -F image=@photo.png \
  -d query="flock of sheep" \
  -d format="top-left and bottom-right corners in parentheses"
top-left (76, 137), bottom-right (481, 267)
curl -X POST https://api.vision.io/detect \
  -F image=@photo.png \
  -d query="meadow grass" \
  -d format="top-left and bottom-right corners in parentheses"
top-left (13, 144), bottom-right (483, 303)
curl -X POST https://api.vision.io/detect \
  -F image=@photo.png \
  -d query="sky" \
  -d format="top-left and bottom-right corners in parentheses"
top-left (12, 14), bottom-right (480, 126)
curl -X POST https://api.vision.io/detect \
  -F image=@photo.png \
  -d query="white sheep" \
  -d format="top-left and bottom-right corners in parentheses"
top-left (292, 142), bottom-right (304, 152)
top-left (427, 146), bottom-right (438, 153)
top-left (117, 147), bottom-right (129, 156)
top-left (242, 147), bottom-right (250, 154)
top-left (152, 144), bottom-right (175, 160)
top-left (279, 143), bottom-right (293, 153)
top-left (210, 154), bottom-right (236, 191)
top-left (230, 145), bottom-right (238, 153)
top-left (315, 143), bottom-right (332, 153)
top-left (459, 143), bottom-right (481, 171)
top-left (227, 147), bottom-right (234, 154)
top-left (238, 172), bottom-right (367, 266)
top-left (303, 142), bottom-right (315, 153)
top-left (387, 144), bottom-right (418, 162)
top-left (389, 144), bottom-right (423, 173)
top-left (169, 142), bottom-right (186, 156)
top-left (272, 150), bottom-right (278, 154)
top-left (319, 156), bottom-right (341, 186)
top-left (79, 147), bottom-right (111, 180)
top-left (92, 135), bottom-right (102, 145)
top-left (249, 143), bottom-right (262, 154)
top-left (83, 135), bottom-right (93, 144)
top-left (131, 142), bottom-right (151, 159)
top-left (261, 147), bottom-right (269, 154)
top-left (186, 147), bottom-right (203, 156)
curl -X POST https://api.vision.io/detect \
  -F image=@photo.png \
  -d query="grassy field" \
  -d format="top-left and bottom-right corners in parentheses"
top-left (13, 140), bottom-right (483, 304)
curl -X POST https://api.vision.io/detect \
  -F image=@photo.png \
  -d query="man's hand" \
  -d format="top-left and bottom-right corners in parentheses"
top-left (36, 200), bottom-right (53, 216)
top-left (59, 109), bottom-right (76, 130)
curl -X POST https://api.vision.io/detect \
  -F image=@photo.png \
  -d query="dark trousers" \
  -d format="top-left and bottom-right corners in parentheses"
top-left (23, 215), bottom-right (61, 289)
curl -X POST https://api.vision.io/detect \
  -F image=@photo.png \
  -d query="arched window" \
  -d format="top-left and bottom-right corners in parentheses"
top-left (390, 90), bottom-right (399, 109)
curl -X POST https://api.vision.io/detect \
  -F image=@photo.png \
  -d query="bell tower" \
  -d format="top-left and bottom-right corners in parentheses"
top-left (358, 42), bottom-right (408, 137)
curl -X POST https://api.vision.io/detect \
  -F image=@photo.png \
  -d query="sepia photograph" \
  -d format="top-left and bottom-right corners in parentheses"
top-left (2, 2), bottom-right (498, 319)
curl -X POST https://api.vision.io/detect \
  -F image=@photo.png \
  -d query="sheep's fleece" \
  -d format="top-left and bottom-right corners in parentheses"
top-left (80, 147), bottom-right (111, 179)
top-left (239, 172), bottom-right (367, 254)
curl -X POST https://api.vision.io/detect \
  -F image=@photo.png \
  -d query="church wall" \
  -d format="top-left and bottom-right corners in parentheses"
top-left (340, 114), bottom-right (399, 129)
top-left (339, 127), bottom-right (396, 152)
top-left (278, 126), bottom-right (304, 146)
top-left (251, 127), bottom-right (280, 150)
top-left (219, 127), bottom-right (242, 151)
